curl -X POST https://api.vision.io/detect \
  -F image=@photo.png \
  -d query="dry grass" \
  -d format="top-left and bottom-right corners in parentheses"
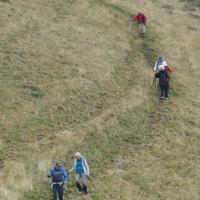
top-left (0, 0), bottom-right (200, 199)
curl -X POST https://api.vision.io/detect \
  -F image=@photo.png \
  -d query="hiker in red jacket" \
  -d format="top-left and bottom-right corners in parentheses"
top-left (133, 10), bottom-right (147, 34)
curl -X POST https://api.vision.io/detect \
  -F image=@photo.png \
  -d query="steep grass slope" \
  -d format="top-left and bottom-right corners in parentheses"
top-left (0, 0), bottom-right (199, 199)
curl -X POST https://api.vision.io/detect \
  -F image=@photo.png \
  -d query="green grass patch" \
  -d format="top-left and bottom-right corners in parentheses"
top-left (22, 85), bottom-right (45, 98)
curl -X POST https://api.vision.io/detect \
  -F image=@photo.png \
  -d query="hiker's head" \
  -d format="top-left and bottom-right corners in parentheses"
top-left (138, 10), bottom-right (142, 14)
top-left (158, 55), bottom-right (164, 61)
top-left (55, 161), bottom-right (62, 168)
top-left (75, 152), bottom-right (82, 160)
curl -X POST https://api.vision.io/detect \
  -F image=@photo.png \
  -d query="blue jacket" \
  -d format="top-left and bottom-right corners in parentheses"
top-left (69, 156), bottom-right (90, 176)
top-left (49, 166), bottom-right (68, 183)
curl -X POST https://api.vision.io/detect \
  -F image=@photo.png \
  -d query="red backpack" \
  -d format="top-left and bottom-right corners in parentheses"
top-left (166, 66), bottom-right (173, 75)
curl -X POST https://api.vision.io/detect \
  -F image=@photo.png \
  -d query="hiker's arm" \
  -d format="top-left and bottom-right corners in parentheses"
top-left (68, 167), bottom-right (74, 173)
top-left (132, 15), bottom-right (138, 22)
top-left (47, 173), bottom-right (51, 178)
top-left (62, 168), bottom-right (68, 183)
top-left (83, 159), bottom-right (90, 176)
top-left (163, 61), bottom-right (168, 67)
top-left (144, 16), bottom-right (147, 24)
top-left (47, 168), bottom-right (53, 178)
top-left (166, 71), bottom-right (170, 80)
top-left (68, 160), bottom-right (76, 173)
top-left (154, 61), bottom-right (158, 72)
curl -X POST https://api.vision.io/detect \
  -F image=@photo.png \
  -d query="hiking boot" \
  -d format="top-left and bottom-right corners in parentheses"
top-left (160, 97), bottom-right (165, 100)
top-left (82, 185), bottom-right (88, 195)
top-left (77, 190), bottom-right (82, 195)
top-left (76, 182), bottom-right (82, 192)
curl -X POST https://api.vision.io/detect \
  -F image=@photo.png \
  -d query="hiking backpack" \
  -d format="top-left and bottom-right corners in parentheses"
top-left (138, 13), bottom-right (146, 24)
top-left (52, 168), bottom-right (64, 183)
top-left (166, 66), bottom-right (173, 75)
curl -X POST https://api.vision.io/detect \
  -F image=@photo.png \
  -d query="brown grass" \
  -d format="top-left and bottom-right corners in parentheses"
top-left (0, 0), bottom-right (200, 199)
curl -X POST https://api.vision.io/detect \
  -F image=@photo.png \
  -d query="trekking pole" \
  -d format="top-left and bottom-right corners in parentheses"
top-left (65, 172), bottom-right (70, 200)
top-left (64, 182), bottom-right (70, 200)
top-left (47, 177), bottom-right (54, 198)
top-left (128, 18), bottom-right (133, 33)
top-left (86, 175), bottom-right (96, 189)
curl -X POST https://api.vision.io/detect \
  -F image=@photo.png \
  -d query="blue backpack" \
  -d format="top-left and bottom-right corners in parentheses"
top-left (52, 167), bottom-right (64, 183)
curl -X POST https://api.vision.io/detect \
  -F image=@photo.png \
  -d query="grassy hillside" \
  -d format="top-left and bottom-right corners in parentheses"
top-left (0, 0), bottom-right (200, 199)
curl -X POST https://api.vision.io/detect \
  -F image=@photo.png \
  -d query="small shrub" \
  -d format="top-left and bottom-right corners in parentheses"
top-left (22, 85), bottom-right (45, 98)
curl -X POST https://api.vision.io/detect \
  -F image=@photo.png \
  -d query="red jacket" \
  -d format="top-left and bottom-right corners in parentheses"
top-left (133, 13), bottom-right (147, 24)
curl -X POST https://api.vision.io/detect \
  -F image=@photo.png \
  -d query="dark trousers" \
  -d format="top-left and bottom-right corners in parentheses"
top-left (52, 184), bottom-right (63, 200)
top-left (160, 84), bottom-right (169, 98)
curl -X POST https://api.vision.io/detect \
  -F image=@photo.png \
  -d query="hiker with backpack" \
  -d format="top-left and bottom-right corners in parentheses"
top-left (48, 162), bottom-right (68, 200)
top-left (156, 65), bottom-right (170, 100)
top-left (153, 55), bottom-right (173, 100)
top-left (68, 152), bottom-right (90, 195)
top-left (132, 10), bottom-right (147, 35)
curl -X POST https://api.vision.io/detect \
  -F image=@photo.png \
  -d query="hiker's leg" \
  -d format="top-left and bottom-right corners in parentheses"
top-left (58, 184), bottom-right (64, 200)
top-left (82, 174), bottom-right (88, 186)
top-left (138, 23), bottom-right (145, 34)
top-left (82, 184), bottom-right (88, 194)
top-left (139, 24), bottom-right (142, 33)
top-left (76, 182), bottom-right (82, 192)
top-left (160, 85), bottom-right (165, 99)
top-left (75, 174), bottom-right (82, 191)
top-left (82, 174), bottom-right (88, 194)
top-left (142, 24), bottom-right (145, 33)
top-left (165, 84), bottom-right (169, 98)
top-left (52, 184), bottom-right (58, 200)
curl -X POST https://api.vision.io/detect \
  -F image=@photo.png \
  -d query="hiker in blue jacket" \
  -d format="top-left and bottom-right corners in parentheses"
top-left (69, 152), bottom-right (90, 194)
top-left (48, 162), bottom-right (68, 200)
